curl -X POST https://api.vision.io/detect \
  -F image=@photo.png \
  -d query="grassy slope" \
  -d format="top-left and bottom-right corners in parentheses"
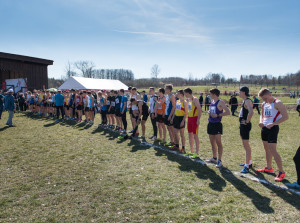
top-left (0, 110), bottom-right (299, 222)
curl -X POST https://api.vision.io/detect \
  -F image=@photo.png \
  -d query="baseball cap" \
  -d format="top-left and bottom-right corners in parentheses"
top-left (8, 89), bottom-right (14, 93)
top-left (239, 86), bottom-right (250, 96)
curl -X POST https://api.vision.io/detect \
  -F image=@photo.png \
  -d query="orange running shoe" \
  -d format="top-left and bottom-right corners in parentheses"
top-left (256, 167), bottom-right (274, 173)
top-left (275, 172), bottom-right (286, 181)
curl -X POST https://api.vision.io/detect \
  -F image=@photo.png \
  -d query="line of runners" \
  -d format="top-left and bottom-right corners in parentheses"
top-left (20, 85), bottom-right (292, 182)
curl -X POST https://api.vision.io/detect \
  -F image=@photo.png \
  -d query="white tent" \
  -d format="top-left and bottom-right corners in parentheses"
top-left (58, 76), bottom-right (128, 91)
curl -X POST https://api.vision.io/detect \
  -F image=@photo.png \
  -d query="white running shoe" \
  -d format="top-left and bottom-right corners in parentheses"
top-left (216, 160), bottom-right (223, 168)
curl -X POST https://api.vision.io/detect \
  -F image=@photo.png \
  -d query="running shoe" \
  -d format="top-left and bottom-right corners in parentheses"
top-left (241, 166), bottom-right (250, 173)
top-left (118, 136), bottom-right (124, 140)
top-left (274, 172), bottom-right (286, 181)
top-left (152, 136), bottom-right (157, 141)
top-left (190, 153), bottom-right (199, 159)
top-left (148, 136), bottom-right (154, 140)
top-left (216, 160), bottom-right (223, 168)
top-left (169, 145), bottom-right (179, 151)
top-left (256, 167), bottom-right (273, 173)
top-left (285, 182), bottom-right (300, 190)
top-left (240, 163), bottom-right (253, 168)
top-left (206, 158), bottom-right (217, 164)
top-left (165, 142), bottom-right (174, 147)
top-left (179, 148), bottom-right (186, 154)
top-left (129, 130), bottom-right (134, 133)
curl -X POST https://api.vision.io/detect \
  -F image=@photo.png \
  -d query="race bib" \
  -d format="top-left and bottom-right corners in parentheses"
top-left (210, 106), bottom-right (216, 113)
top-left (188, 103), bottom-right (192, 112)
top-left (112, 102), bottom-right (115, 106)
top-left (264, 108), bottom-right (272, 117)
top-left (176, 103), bottom-right (181, 110)
top-left (115, 98), bottom-right (119, 104)
top-left (107, 101), bottom-right (110, 105)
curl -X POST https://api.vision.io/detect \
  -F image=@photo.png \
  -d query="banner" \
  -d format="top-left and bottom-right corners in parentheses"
top-left (5, 78), bottom-right (27, 93)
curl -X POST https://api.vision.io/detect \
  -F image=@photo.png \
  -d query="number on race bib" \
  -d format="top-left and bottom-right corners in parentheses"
top-left (176, 103), bottom-right (181, 110)
top-left (188, 103), bottom-right (192, 111)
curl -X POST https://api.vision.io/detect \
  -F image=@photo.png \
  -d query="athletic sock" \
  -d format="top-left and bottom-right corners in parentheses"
top-left (213, 157), bottom-right (217, 160)
top-left (176, 144), bottom-right (179, 148)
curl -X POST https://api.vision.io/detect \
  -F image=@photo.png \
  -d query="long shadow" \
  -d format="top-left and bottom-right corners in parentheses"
top-left (250, 171), bottom-right (300, 210)
top-left (220, 168), bottom-right (274, 213)
top-left (0, 126), bottom-right (9, 131)
top-left (154, 148), bottom-right (226, 192)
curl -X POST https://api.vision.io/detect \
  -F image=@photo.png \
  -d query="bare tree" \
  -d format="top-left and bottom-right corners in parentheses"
top-left (74, 60), bottom-right (95, 78)
top-left (151, 64), bottom-right (160, 79)
top-left (64, 61), bottom-right (77, 78)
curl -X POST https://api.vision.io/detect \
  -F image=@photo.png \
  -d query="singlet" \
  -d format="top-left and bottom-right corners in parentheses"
top-left (115, 95), bottom-right (122, 110)
top-left (100, 97), bottom-right (107, 111)
top-left (239, 98), bottom-right (251, 122)
top-left (262, 99), bottom-right (282, 126)
top-left (76, 96), bottom-right (81, 105)
top-left (111, 96), bottom-right (115, 107)
top-left (149, 95), bottom-right (157, 114)
top-left (107, 96), bottom-right (111, 106)
top-left (188, 97), bottom-right (199, 118)
top-left (208, 99), bottom-right (223, 123)
top-left (52, 95), bottom-right (55, 103)
top-left (89, 96), bottom-right (94, 108)
top-left (157, 96), bottom-right (166, 115)
top-left (175, 99), bottom-right (185, 117)
top-left (120, 96), bottom-right (128, 112)
top-left (165, 93), bottom-right (174, 116)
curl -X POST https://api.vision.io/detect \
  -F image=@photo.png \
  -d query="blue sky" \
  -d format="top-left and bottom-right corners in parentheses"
top-left (1, 0), bottom-right (300, 80)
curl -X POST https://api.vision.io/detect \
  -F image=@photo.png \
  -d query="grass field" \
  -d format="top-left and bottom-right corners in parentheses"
top-left (1, 108), bottom-right (300, 222)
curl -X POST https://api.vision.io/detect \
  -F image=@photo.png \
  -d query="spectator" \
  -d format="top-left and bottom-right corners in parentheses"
top-left (252, 95), bottom-right (260, 114)
top-left (204, 94), bottom-right (211, 111)
top-left (55, 90), bottom-right (65, 121)
top-left (229, 95), bottom-right (238, 116)
top-left (199, 93), bottom-right (203, 108)
top-left (18, 93), bottom-right (26, 111)
top-left (141, 90), bottom-right (148, 103)
top-left (0, 89), bottom-right (4, 120)
top-left (4, 89), bottom-right (16, 127)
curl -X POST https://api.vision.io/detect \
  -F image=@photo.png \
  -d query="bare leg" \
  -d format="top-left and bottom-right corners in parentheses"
top-left (262, 141), bottom-right (273, 169)
top-left (269, 143), bottom-right (284, 172)
top-left (142, 120), bottom-right (146, 137)
top-left (188, 132), bottom-right (194, 153)
top-left (242, 139), bottom-right (252, 164)
top-left (180, 128), bottom-right (185, 148)
top-left (209, 135), bottom-right (217, 158)
top-left (194, 133), bottom-right (200, 154)
top-left (215, 134), bottom-right (223, 161)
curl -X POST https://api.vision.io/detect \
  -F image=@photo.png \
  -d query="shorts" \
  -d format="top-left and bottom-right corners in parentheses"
top-left (76, 105), bottom-right (82, 110)
top-left (142, 112), bottom-right (149, 121)
top-left (261, 125), bottom-right (279, 143)
top-left (188, 116), bottom-right (199, 134)
top-left (44, 103), bottom-right (48, 107)
top-left (85, 107), bottom-right (90, 112)
top-left (157, 114), bottom-right (164, 123)
top-left (240, 122), bottom-right (252, 140)
top-left (115, 109), bottom-right (121, 117)
top-left (108, 107), bottom-right (115, 115)
top-left (164, 115), bottom-right (173, 126)
top-left (173, 116), bottom-right (185, 129)
top-left (207, 122), bottom-right (223, 135)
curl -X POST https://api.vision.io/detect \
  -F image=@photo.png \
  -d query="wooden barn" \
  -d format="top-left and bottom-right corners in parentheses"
top-left (0, 52), bottom-right (53, 91)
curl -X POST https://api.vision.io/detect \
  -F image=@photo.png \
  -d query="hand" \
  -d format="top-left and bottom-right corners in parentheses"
top-left (241, 120), bottom-right (247, 125)
top-left (259, 123), bottom-right (264, 128)
top-left (121, 111), bottom-right (124, 114)
top-left (180, 120), bottom-right (184, 127)
top-left (170, 119), bottom-right (173, 124)
top-left (168, 116), bottom-right (171, 121)
top-left (210, 113), bottom-right (217, 118)
top-left (13, 109), bottom-right (16, 112)
top-left (196, 119), bottom-right (200, 126)
top-left (266, 123), bottom-right (274, 129)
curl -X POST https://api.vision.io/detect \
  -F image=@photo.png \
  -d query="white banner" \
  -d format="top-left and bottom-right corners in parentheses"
top-left (5, 78), bottom-right (27, 93)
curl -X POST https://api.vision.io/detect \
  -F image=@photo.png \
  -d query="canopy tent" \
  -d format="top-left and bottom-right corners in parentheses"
top-left (58, 76), bottom-right (128, 91)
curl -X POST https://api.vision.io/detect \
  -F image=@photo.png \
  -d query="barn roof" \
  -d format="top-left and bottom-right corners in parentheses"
top-left (0, 52), bottom-right (53, 65)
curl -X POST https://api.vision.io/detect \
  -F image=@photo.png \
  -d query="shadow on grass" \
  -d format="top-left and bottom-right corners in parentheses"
top-left (0, 126), bottom-right (9, 131)
top-left (154, 148), bottom-right (226, 192)
top-left (250, 171), bottom-right (300, 210)
top-left (220, 168), bottom-right (274, 214)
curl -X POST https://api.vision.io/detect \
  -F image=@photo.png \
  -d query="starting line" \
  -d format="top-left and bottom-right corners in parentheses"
top-left (100, 126), bottom-right (300, 197)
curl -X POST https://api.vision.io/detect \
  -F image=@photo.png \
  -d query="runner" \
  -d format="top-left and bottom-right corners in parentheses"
top-left (122, 98), bottom-right (148, 140)
top-left (106, 91), bottom-right (112, 127)
top-left (184, 88), bottom-right (202, 158)
top-left (155, 88), bottom-right (166, 143)
top-left (87, 91), bottom-right (95, 124)
top-left (109, 90), bottom-right (116, 128)
top-left (119, 89), bottom-right (128, 132)
top-left (286, 146), bottom-right (300, 190)
top-left (148, 87), bottom-right (158, 141)
top-left (164, 84), bottom-right (176, 147)
top-left (130, 87), bottom-right (141, 133)
top-left (98, 91), bottom-right (107, 126)
top-left (169, 90), bottom-right (188, 153)
top-left (256, 88), bottom-right (289, 181)
top-left (114, 90), bottom-right (122, 130)
top-left (253, 95), bottom-right (260, 115)
top-left (75, 92), bottom-right (83, 122)
top-left (296, 95), bottom-right (300, 116)
top-left (206, 88), bottom-right (230, 168)
top-left (238, 86), bottom-right (254, 173)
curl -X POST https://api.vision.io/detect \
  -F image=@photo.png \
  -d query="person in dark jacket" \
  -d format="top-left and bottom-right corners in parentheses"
top-left (204, 94), bottom-right (211, 111)
top-left (229, 95), bottom-right (238, 116)
top-left (55, 90), bottom-right (65, 121)
top-left (252, 95), bottom-right (260, 115)
top-left (199, 93), bottom-right (203, 108)
top-left (4, 89), bottom-right (16, 127)
top-left (18, 93), bottom-right (26, 111)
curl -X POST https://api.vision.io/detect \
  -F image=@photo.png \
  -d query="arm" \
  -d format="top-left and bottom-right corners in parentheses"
top-left (181, 101), bottom-right (188, 127)
top-left (122, 100), bottom-right (127, 113)
top-left (169, 95), bottom-right (176, 121)
top-left (193, 97), bottom-right (202, 125)
top-left (219, 100), bottom-right (230, 117)
top-left (259, 104), bottom-right (264, 128)
top-left (244, 99), bottom-right (253, 124)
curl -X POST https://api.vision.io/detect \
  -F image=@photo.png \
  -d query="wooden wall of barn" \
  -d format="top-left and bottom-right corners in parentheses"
top-left (0, 58), bottom-right (48, 91)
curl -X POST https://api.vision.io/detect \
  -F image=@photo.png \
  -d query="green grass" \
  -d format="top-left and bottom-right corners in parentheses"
top-left (0, 109), bottom-right (300, 222)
